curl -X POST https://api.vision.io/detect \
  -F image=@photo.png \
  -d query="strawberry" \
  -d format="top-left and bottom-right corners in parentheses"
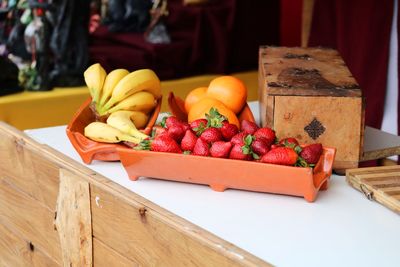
top-left (167, 124), bottom-right (185, 142)
top-left (261, 147), bottom-right (298, 166)
top-left (230, 132), bottom-right (247, 145)
top-left (220, 121), bottom-right (239, 141)
top-left (165, 116), bottom-right (181, 128)
top-left (146, 135), bottom-right (182, 153)
top-left (279, 137), bottom-right (299, 147)
top-left (229, 144), bottom-right (252, 161)
top-left (241, 119), bottom-right (259, 135)
top-left (192, 138), bottom-right (210, 156)
top-left (300, 143), bottom-right (323, 164)
top-left (254, 127), bottom-right (276, 147)
top-left (151, 125), bottom-right (167, 138)
top-left (190, 118), bottom-right (208, 135)
top-left (180, 129), bottom-right (198, 151)
top-left (200, 127), bottom-right (222, 144)
top-left (210, 141), bottom-right (232, 158)
top-left (251, 139), bottom-right (269, 157)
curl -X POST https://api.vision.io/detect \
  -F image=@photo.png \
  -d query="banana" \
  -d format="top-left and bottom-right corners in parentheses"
top-left (84, 121), bottom-right (142, 144)
top-left (84, 63), bottom-right (107, 105)
top-left (106, 111), bottom-right (149, 140)
top-left (130, 111), bottom-right (149, 129)
top-left (102, 69), bottom-right (161, 111)
top-left (98, 68), bottom-right (129, 109)
top-left (104, 91), bottom-right (157, 115)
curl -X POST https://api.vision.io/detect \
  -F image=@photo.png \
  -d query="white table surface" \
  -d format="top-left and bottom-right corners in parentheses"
top-left (25, 103), bottom-right (400, 267)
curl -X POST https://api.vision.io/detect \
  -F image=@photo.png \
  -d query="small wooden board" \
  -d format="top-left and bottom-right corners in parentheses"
top-left (346, 165), bottom-right (400, 214)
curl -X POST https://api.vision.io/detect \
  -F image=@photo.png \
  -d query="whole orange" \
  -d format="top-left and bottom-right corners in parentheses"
top-left (206, 76), bottom-right (247, 114)
top-left (184, 86), bottom-right (207, 113)
top-left (188, 97), bottom-right (240, 128)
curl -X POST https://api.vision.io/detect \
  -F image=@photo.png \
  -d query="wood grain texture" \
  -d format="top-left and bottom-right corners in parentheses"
top-left (0, 178), bottom-right (62, 264)
top-left (0, 123), bottom-right (59, 211)
top-left (55, 169), bottom-right (92, 267)
top-left (93, 238), bottom-right (139, 267)
top-left (0, 223), bottom-right (59, 267)
top-left (259, 47), bottom-right (361, 97)
top-left (273, 96), bottom-right (363, 163)
top-left (346, 165), bottom-right (400, 214)
top-left (91, 184), bottom-right (270, 267)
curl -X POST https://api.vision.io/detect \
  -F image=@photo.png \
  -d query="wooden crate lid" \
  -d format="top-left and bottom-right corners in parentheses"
top-left (259, 46), bottom-right (362, 97)
top-left (346, 165), bottom-right (400, 214)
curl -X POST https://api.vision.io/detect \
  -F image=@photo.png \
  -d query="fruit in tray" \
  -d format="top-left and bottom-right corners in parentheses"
top-left (82, 63), bottom-right (162, 144)
top-left (135, 108), bottom-right (323, 168)
top-left (168, 75), bottom-right (254, 127)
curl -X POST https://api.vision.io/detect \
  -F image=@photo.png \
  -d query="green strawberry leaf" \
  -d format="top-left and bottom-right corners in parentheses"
top-left (294, 145), bottom-right (302, 154)
top-left (242, 145), bottom-right (251, 155)
top-left (193, 122), bottom-right (206, 136)
top-left (244, 134), bottom-right (254, 146)
top-left (252, 152), bottom-right (260, 160)
top-left (183, 150), bottom-right (191, 155)
top-left (134, 139), bottom-right (151, 150)
top-left (295, 156), bottom-right (309, 167)
top-left (205, 107), bottom-right (226, 128)
top-left (160, 116), bottom-right (168, 128)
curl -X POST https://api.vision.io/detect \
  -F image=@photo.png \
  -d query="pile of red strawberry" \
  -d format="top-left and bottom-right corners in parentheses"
top-left (135, 108), bottom-right (323, 167)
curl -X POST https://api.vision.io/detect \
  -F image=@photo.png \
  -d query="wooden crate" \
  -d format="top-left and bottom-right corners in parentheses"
top-left (258, 46), bottom-right (365, 170)
top-left (0, 122), bottom-right (270, 267)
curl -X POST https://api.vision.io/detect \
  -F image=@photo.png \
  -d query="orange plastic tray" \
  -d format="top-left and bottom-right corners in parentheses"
top-left (117, 146), bottom-right (336, 202)
top-left (66, 97), bottom-right (161, 164)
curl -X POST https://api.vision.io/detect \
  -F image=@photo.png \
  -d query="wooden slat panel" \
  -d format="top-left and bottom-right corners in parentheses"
top-left (0, 222), bottom-right (59, 267)
top-left (91, 184), bottom-right (270, 267)
top-left (0, 122), bottom-right (59, 211)
top-left (0, 178), bottom-right (62, 263)
top-left (93, 238), bottom-right (139, 267)
top-left (346, 166), bottom-right (400, 214)
top-left (55, 169), bottom-right (92, 267)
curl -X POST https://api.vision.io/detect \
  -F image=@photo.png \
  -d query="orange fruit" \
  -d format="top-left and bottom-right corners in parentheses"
top-left (206, 76), bottom-right (247, 114)
top-left (188, 97), bottom-right (240, 128)
top-left (184, 86), bottom-right (207, 113)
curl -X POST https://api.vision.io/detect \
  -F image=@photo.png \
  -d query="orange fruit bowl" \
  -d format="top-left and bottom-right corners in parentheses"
top-left (116, 145), bottom-right (336, 202)
top-left (66, 97), bottom-right (162, 164)
top-left (167, 92), bottom-right (256, 126)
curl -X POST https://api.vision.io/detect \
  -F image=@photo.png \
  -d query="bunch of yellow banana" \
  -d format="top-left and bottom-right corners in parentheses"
top-left (84, 110), bottom-right (149, 144)
top-left (83, 63), bottom-right (162, 116)
top-left (83, 63), bottom-right (162, 144)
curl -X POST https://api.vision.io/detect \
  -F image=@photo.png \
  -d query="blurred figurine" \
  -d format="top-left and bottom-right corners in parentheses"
top-left (104, 0), bottom-right (152, 33)
top-left (144, 0), bottom-right (170, 44)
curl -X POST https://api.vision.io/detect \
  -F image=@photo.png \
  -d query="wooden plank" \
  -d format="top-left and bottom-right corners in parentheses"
top-left (90, 184), bottom-right (271, 267)
top-left (346, 166), bottom-right (400, 214)
top-left (0, 122), bottom-right (60, 211)
top-left (361, 126), bottom-right (400, 161)
top-left (0, 178), bottom-right (62, 263)
top-left (55, 169), bottom-right (92, 267)
top-left (93, 238), bottom-right (139, 267)
top-left (0, 222), bottom-right (59, 267)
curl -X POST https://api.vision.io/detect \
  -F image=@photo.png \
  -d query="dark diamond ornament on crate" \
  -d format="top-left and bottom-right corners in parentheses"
top-left (304, 118), bottom-right (325, 140)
